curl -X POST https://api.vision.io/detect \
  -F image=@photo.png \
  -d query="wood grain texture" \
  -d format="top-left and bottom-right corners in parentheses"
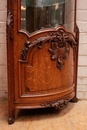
top-left (19, 44), bottom-right (73, 94)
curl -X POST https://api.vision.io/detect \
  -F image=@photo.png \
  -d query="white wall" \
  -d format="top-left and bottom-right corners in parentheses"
top-left (0, 0), bottom-right (87, 99)
top-left (0, 0), bottom-right (7, 99)
top-left (77, 0), bottom-right (87, 99)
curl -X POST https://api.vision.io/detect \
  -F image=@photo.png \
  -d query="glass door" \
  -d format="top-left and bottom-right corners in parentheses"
top-left (21, 0), bottom-right (67, 33)
top-left (21, 0), bottom-right (75, 33)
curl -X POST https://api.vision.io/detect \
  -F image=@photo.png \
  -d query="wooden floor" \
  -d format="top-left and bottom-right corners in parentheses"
top-left (0, 98), bottom-right (87, 130)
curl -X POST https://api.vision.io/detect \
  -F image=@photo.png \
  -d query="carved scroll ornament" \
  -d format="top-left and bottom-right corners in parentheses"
top-left (41, 97), bottom-right (70, 109)
top-left (6, 10), bottom-right (13, 40)
top-left (21, 28), bottom-right (77, 70)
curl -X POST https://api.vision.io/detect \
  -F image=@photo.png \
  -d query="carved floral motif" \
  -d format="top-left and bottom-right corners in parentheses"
top-left (41, 97), bottom-right (70, 109)
top-left (48, 30), bottom-right (76, 70)
top-left (21, 28), bottom-right (77, 70)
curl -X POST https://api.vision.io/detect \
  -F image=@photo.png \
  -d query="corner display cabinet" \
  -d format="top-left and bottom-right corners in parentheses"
top-left (7, 0), bottom-right (79, 124)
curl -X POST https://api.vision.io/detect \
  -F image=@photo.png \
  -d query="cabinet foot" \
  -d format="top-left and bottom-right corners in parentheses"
top-left (8, 117), bottom-right (15, 124)
top-left (70, 97), bottom-right (78, 103)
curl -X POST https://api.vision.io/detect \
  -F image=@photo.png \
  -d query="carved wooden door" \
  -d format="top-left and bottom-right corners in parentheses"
top-left (7, 0), bottom-right (78, 124)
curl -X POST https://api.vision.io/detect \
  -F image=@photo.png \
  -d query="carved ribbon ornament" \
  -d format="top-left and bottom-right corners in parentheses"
top-left (21, 28), bottom-right (77, 70)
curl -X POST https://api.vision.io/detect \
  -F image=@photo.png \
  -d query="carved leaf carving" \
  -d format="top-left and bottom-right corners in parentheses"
top-left (6, 10), bottom-right (13, 40)
top-left (41, 97), bottom-right (70, 109)
top-left (21, 27), bottom-right (77, 70)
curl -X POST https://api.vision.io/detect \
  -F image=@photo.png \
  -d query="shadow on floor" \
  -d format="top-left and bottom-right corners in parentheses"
top-left (15, 102), bottom-right (75, 122)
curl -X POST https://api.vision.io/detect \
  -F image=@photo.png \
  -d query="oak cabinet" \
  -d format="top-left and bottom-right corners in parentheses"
top-left (7, 0), bottom-right (79, 124)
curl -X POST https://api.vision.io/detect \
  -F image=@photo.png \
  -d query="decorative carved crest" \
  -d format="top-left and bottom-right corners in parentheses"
top-left (48, 30), bottom-right (77, 70)
top-left (41, 97), bottom-right (70, 109)
top-left (21, 28), bottom-right (77, 70)
top-left (6, 10), bottom-right (13, 40)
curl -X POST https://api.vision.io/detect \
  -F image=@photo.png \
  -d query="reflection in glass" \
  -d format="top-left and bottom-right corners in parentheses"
top-left (21, 0), bottom-right (74, 33)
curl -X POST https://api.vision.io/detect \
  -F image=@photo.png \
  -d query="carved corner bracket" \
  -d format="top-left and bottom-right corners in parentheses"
top-left (6, 10), bottom-right (13, 40)
top-left (21, 28), bottom-right (77, 70)
top-left (41, 97), bottom-right (70, 109)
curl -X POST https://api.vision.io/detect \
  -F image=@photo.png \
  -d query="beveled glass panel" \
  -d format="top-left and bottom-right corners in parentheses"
top-left (21, 0), bottom-right (75, 33)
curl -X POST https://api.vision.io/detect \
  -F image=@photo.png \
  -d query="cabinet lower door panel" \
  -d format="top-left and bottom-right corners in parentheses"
top-left (15, 40), bottom-right (74, 104)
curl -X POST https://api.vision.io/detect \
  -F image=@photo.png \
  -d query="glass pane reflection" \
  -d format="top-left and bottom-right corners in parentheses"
top-left (21, 0), bottom-right (74, 33)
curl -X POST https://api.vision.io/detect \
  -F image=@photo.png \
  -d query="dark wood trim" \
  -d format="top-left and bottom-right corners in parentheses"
top-left (71, 25), bottom-right (79, 102)
top-left (7, 0), bottom-right (15, 124)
